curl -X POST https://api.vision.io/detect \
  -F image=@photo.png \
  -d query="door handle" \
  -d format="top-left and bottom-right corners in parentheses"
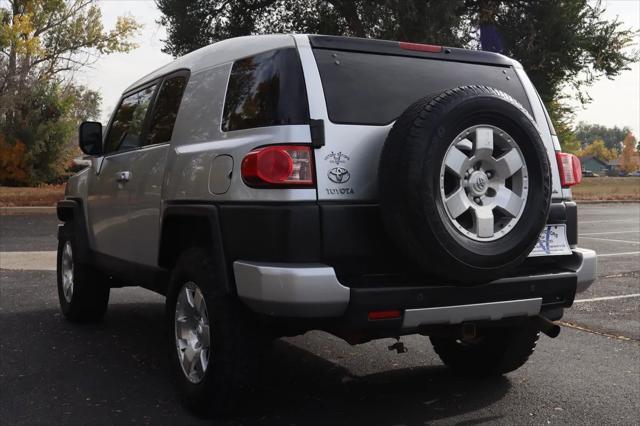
top-left (116, 171), bottom-right (131, 183)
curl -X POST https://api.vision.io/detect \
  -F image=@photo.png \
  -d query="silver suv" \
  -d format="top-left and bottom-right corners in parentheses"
top-left (56, 34), bottom-right (596, 415)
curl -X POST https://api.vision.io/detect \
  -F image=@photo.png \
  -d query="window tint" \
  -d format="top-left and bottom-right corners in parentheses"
top-left (147, 75), bottom-right (188, 145)
top-left (104, 85), bottom-right (156, 153)
top-left (222, 48), bottom-right (309, 132)
top-left (313, 49), bottom-right (532, 125)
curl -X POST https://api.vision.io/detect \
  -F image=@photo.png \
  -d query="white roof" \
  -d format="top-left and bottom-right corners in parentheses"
top-left (125, 34), bottom-right (298, 92)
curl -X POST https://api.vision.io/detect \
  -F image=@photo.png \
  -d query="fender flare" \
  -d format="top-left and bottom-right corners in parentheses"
top-left (56, 198), bottom-right (91, 264)
top-left (159, 204), bottom-right (232, 294)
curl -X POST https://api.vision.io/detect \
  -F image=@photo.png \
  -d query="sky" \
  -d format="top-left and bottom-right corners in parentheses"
top-left (82, 0), bottom-right (640, 134)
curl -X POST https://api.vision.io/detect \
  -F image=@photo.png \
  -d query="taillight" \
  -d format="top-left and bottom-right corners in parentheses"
top-left (368, 310), bottom-right (402, 320)
top-left (398, 41), bottom-right (443, 53)
top-left (556, 152), bottom-right (582, 187)
top-left (241, 145), bottom-right (314, 187)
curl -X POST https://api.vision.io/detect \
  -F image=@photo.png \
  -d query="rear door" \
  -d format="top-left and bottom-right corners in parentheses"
top-left (127, 72), bottom-right (188, 267)
top-left (86, 83), bottom-right (157, 259)
top-left (294, 35), bottom-right (537, 202)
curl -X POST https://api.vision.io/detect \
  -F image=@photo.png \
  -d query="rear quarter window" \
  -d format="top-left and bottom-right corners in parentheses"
top-left (222, 48), bottom-right (309, 132)
top-left (313, 49), bottom-right (532, 125)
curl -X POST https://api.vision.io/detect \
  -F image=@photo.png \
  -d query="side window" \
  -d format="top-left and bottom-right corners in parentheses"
top-left (146, 75), bottom-right (188, 145)
top-left (221, 48), bottom-right (309, 132)
top-left (104, 85), bottom-right (156, 154)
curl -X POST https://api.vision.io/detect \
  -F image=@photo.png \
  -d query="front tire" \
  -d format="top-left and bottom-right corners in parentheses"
top-left (56, 226), bottom-right (110, 322)
top-left (430, 324), bottom-right (540, 376)
top-left (166, 247), bottom-right (266, 416)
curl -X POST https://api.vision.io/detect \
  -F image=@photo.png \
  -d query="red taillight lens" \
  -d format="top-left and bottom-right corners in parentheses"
top-left (241, 145), bottom-right (314, 187)
top-left (368, 310), bottom-right (402, 320)
top-left (398, 41), bottom-right (443, 53)
top-left (556, 152), bottom-right (582, 187)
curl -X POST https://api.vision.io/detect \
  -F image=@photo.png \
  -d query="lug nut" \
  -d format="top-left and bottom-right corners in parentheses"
top-left (474, 197), bottom-right (481, 204)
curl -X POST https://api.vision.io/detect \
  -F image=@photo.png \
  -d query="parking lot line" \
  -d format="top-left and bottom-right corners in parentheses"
top-left (598, 251), bottom-right (640, 257)
top-left (579, 231), bottom-right (640, 236)
top-left (579, 219), bottom-right (638, 224)
top-left (574, 294), bottom-right (640, 303)
top-left (580, 236), bottom-right (640, 244)
top-left (0, 251), bottom-right (56, 271)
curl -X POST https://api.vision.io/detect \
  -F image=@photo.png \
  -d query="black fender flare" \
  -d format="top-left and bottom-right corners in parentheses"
top-left (159, 204), bottom-right (232, 294)
top-left (56, 198), bottom-right (91, 265)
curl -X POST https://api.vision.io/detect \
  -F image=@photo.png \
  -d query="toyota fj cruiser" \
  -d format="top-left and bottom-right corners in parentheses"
top-left (56, 34), bottom-right (596, 414)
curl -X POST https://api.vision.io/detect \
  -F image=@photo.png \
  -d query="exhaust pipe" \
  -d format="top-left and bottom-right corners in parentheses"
top-left (534, 315), bottom-right (561, 338)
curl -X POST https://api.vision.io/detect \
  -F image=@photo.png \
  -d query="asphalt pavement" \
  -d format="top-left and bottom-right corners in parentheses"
top-left (0, 204), bottom-right (638, 425)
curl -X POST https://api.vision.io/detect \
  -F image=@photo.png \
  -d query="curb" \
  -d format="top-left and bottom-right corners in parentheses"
top-left (0, 206), bottom-right (56, 215)
top-left (575, 200), bottom-right (640, 204)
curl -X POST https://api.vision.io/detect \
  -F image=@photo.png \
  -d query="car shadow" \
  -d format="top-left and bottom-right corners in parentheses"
top-left (0, 302), bottom-right (510, 425)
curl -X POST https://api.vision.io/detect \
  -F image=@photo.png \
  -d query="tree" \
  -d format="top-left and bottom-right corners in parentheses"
top-left (0, 0), bottom-right (141, 185)
top-left (578, 139), bottom-right (618, 162)
top-left (156, 1), bottom-right (637, 135)
top-left (156, 0), bottom-right (472, 57)
top-left (468, 1), bottom-right (637, 108)
top-left (574, 122), bottom-right (630, 150)
top-left (619, 132), bottom-right (639, 173)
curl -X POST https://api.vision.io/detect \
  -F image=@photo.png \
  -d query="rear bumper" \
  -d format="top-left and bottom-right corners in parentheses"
top-left (233, 248), bottom-right (597, 329)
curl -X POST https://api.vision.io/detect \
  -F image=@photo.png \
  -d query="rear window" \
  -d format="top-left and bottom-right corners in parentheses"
top-left (222, 48), bottom-right (309, 132)
top-left (313, 49), bottom-right (532, 125)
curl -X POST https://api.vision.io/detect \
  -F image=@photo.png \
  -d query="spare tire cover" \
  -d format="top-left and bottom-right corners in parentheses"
top-left (379, 85), bottom-right (551, 283)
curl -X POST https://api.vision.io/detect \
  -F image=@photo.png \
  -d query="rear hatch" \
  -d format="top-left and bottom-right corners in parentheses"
top-left (293, 35), bottom-right (561, 202)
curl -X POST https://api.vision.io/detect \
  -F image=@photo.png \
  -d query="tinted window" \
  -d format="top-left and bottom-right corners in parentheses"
top-left (147, 75), bottom-right (188, 145)
top-left (313, 49), bottom-right (532, 125)
top-left (104, 85), bottom-right (156, 153)
top-left (222, 48), bottom-right (309, 132)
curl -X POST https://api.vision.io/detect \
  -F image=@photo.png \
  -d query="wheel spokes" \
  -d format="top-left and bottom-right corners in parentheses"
top-left (474, 127), bottom-right (494, 159)
top-left (200, 323), bottom-right (210, 348)
top-left (192, 288), bottom-right (206, 316)
top-left (495, 149), bottom-right (523, 178)
top-left (445, 188), bottom-right (471, 219)
top-left (444, 146), bottom-right (471, 177)
top-left (440, 125), bottom-right (528, 241)
top-left (474, 207), bottom-right (495, 238)
top-left (495, 186), bottom-right (524, 217)
top-left (174, 281), bottom-right (211, 384)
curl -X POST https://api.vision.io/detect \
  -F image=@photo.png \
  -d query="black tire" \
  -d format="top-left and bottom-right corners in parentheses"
top-left (430, 324), bottom-right (540, 376)
top-left (379, 85), bottom-right (551, 283)
top-left (166, 247), bottom-right (266, 417)
top-left (56, 225), bottom-right (110, 322)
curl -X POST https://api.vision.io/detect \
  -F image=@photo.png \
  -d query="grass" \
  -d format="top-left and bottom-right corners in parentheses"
top-left (0, 185), bottom-right (65, 207)
top-left (572, 177), bottom-right (640, 201)
top-left (0, 177), bottom-right (638, 207)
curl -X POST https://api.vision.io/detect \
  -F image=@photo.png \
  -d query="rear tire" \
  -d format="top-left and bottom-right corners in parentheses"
top-left (430, 324), bottom-right (540, 376)
top-left (166, 247), bottom-right (267, 417)
top-left (56, 225), bottom-right (110, 322)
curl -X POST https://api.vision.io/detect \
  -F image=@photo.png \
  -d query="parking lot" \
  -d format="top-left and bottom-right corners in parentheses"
top-left (1, 203), bottom-right (638, 425)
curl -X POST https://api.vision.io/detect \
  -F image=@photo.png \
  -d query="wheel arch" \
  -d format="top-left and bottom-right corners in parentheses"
top-left (56, 198), bottom-right (92, 264)
top-left (159, 204), bottom-right (233, 294)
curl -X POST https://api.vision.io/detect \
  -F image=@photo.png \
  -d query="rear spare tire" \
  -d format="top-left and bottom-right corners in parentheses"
top-left (379, 86), bottom-right (551, 283)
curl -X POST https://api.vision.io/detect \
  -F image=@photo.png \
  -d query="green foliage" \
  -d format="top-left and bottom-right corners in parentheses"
top-left (0, 0), bottom-right (140, 185)
top-left (467, 1), bottom-right (638, 107)
top-left (574, 122), bottom-right (631, 151)
top-left (156, 0), bottom-right (638, 140)
top-left (156, 0), bottom-right (472, 57)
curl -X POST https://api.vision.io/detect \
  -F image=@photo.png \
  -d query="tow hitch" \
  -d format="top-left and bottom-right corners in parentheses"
top-left (534, 315), bottom-right (561, 338)
top-left (388, 340), bottom-right (407, 353)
